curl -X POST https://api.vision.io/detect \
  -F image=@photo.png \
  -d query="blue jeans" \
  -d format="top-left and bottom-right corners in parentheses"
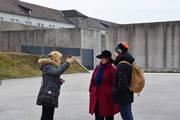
top-left (120, 104), bottom-right (133, 120)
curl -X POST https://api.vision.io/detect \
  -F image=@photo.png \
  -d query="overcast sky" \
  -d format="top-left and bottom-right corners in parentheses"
top-left (21, 0), bottom-right (180, 24)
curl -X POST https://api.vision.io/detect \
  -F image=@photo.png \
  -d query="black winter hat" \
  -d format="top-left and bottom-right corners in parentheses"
top-left (115, 42), bottom-right (129, 53)
top-left (96, 50), bottom-right (113, 62)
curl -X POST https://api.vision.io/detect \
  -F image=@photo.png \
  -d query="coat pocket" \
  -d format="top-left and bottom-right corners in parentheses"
top-left (111, 88), bottom-right (121, 104)
top-left (89, 86), bottom-right (97, 95)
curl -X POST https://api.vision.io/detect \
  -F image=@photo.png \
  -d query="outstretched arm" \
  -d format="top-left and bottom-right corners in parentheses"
top-left (43, 62), bottom-right (70, 76)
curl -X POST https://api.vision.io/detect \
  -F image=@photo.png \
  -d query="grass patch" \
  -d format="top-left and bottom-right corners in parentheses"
top-left (0, 52), bottom-right (88, 80)
top-left (61, 57), bottom-right (89, 74)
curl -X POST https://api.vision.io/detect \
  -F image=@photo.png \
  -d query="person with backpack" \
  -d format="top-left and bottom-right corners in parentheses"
top-left (89, 50), bottom-right (119, 120)
top-left (36, 51), bottom-right (75, 120)
top-left (112, 42), bottom-right (135, 120)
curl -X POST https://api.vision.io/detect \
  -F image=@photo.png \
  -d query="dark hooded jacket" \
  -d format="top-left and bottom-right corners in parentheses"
top-left (112, 51), bottom-right (135, 105)
top-left (36, 58), bottom-right (70, 108)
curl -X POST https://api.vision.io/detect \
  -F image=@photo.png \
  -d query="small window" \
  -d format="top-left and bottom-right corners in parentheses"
top-left (15, 19), bottom-right (19, 23)
top-left (52, 25), bottom-right (55, 28)
top-left (49, 25), bottom-right (52, 28)
top-left (60, 26), bottom-right (64, 28)
top-left (28, 10), bottom-right (32, 15)
top-left (41, 24), bottom-right (44, 27)
top-left (25, 21), bottom-right (32, 25)
top-left (11, 18), bottom-right (14, 22)
top-left (29, 22), bottom-right (32, 25)
top-left (37, 23), bottom-right (41, 26)
top-left (0, 17), bottom-right (4, 21)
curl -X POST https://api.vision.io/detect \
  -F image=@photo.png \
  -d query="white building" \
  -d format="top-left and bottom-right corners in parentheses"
top-left (0, 0), bottom-right (75, 29)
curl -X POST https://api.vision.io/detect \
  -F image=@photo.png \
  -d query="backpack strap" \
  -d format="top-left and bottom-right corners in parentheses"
top-left (117, 61), bottom-right (132, 88)
top-left (119, 61), bottom-right (132, 67)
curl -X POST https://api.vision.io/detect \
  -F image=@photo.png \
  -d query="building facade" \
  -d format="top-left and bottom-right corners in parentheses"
top-left (0, 0), bottom-right (180, 72)
top-left (0, 0), bottom-right (75, 29)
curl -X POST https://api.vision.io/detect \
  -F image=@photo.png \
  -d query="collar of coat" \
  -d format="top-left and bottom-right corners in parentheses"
top-left (38, 58), bottom-right (59, 67)
top-left (96, 63), bottom-right (113, 68)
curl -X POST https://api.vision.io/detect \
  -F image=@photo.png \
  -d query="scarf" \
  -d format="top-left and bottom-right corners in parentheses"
top-left (94, 64), bottom-right (107, 86)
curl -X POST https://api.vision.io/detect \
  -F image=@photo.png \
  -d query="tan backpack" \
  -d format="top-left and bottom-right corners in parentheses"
top-left (119, 61), bottom-right (145, 95)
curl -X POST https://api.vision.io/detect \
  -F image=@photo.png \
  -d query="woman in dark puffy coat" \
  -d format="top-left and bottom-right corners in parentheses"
top-left (89, 50), bottom-right (119, 120)
top-left (36, 51), bottom-right (75, 120)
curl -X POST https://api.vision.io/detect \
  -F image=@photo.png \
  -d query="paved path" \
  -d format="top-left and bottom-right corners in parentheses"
top-left (0, 73), bottom-right (180, 120)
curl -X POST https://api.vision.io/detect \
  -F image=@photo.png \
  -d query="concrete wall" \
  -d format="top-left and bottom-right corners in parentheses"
top-left (3, 20), bottom-right (180, 72)
top-left (0, 28), bottom-right (104, 68)
top-left (0, 29), bottom-right (81, 52)
top-left (106, 26), bottom-right (118, 58)
top-left (81, 29), bottom-right (101, 66)
top-left (0, 21), bottom-right (41, 31)
top-left (81, 27), bottom-right (118, 66)
top-left (118, 21), bottom-right (180, 72)
top-left (67, 17), bottom-right (88, 29)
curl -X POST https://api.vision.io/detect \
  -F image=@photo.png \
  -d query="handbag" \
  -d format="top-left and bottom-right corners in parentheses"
top-left (37, 84), bottom-right (58, 106)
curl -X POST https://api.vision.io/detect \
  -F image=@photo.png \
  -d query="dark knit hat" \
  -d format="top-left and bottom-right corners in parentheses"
top-left (115, 42), bottom-right (129, 53)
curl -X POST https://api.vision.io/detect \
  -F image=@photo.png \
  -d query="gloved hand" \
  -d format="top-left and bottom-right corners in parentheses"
top-left (66, 56), bottom-right (75, 64)
top-left (59, 79), bottom-right (65, 85)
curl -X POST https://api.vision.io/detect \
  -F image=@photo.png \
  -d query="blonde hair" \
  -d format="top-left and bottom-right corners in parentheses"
top-left (48, 51), bottom-right (62, 62)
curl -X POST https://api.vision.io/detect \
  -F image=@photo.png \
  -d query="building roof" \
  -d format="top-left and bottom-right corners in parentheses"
top-left (0, 0), bottom-right (72, 24)
top-left (87, 18), bottom-right (107, 30)
top-left (61, 10), bottom-right (88, 18)
top-left (62, 10), bottom-right (118, 30)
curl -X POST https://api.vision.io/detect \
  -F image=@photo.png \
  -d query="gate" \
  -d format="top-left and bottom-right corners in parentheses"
top-left (82, 49), bottom-right (94, 70)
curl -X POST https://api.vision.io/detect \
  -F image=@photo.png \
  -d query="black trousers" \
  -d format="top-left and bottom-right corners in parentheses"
top-left (94, 100), bottom-right (114, 120)
top-left (41, 106), bottom-right (55, 120)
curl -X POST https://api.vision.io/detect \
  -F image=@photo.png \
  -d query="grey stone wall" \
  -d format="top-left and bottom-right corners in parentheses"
top-left (0, 29), bottom-right (81, 52)
top-left (1, 20), bottom-right (180, 72)
top-left (0, 28), bottom-right (102, 68)
top-left (81, 29), bottom-right (101, 66)
top-left (0, 21), bottom-right (41, 31)
top-left (118, 21), bottom-right (180, 72)
top-left (106, 26), bottom-right (118, 58)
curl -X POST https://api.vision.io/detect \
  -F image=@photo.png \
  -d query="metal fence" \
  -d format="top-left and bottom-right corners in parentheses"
top-left (21, 45), bottom-right (81, 56)
top-left (21, 45), bottom-right (94, 69)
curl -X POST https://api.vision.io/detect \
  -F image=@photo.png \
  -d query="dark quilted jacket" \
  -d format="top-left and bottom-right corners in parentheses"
top-left (36, 61), bottom-right (69, 108)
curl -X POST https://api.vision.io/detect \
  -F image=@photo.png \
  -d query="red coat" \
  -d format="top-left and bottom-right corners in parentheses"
top-left (89, 63), bottom-right (120, 116)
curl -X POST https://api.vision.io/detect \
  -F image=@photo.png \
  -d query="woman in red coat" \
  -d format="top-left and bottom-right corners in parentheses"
top-left (89, 50), bottom-right (119, 120)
